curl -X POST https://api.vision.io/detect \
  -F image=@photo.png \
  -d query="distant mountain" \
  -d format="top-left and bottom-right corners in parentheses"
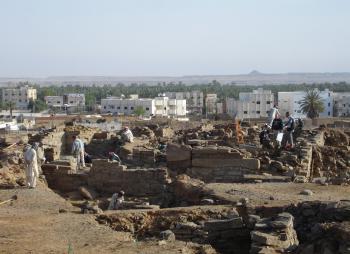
top-left (1, 72), bottom-right (350, 86)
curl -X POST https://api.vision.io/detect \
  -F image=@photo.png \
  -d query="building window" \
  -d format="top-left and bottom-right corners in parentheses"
top-left (164, 107), bottom-right (167, 110)
top-left (146, 107), bottom-right (149, 111)
top-left (328, 102), bottom-right (330, 107)
top-left (344, 104), bottom-right (346, 107)
top-left (266, 101), bottom-right (271, 104)
top-left (117, 106), bottom-right (120, 109)
top-left (57, 101), bottom-right (60, 103)
top-left (328, 93), bottom-right (330, 97)
top-left (130, 107), bottom-right (134, 110)
top-left (256, 101), bottom-right (260, 104)
top-left (103, 106), bottom-right (106, 109)
top-left (70, 101), bottom-right (74, 104)
top-left (328, 112), bottom-right (330, 116)
top-left (19, 99), bottom-right (21, 102)
top-left (244, 111), bottom-right (247, 114)
top-left (256, 111), bottom-right (260, 114)
top-left (266, 111), bottom-right (270, 114)
top-left (124, 107), bottom-right (127, 110)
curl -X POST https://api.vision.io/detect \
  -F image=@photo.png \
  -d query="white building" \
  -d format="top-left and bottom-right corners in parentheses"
top-left (278, 89), bottom-right (333, 118)
top-left (2, 86), bottom-right (37, 110)
top-left (227, 88), bottom-right (274, 119)
top-left (333, 92), bottom-right (350, 117)
top-left (101, 97), bottom-right (155, 116)
top-left (45, 96), bottom-right (64, 107)
top-left (101, 95), bottom-right (186, 117)
top-left (155, 94), bottom-right (187, 117)
top-left (165, 91), bottom-right (204, 114)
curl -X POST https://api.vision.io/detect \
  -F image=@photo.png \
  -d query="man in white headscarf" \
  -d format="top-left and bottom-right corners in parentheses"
top-left (24, 144), bottom-right (39, 188)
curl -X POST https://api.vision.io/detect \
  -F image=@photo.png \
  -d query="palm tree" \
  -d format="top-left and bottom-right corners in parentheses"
top-left (5, 101), bottom-right (15, 118)
top-left (300, 90), bottom-right (325, 119)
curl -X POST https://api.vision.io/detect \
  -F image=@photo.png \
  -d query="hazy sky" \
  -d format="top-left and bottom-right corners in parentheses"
top-left (0, 0), bottom-right (349, 77)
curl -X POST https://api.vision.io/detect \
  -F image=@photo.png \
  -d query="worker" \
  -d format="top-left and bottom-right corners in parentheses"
top-left (32, 142), bottom-right (45, 174)
top-left (108, 191), bottom-right (125, 210)
top-left (71, 136), bottom-right (84, 170)
top-left (78, 137), bottom-right (86, 168)
top-left (108, 152), bottom-right (121, 162)
top-left (84, 151), bottom-right (92, 164)
top-left (23, 144), bottom-right (39, 188)
top-left (259, 124), bottom-right (272, 149)
top-left (282, 111), bottom-right (295, 149)
top-left (268, 105), bottom-right (281, 127)
top-left (121, 127), bottom-right (134, 143)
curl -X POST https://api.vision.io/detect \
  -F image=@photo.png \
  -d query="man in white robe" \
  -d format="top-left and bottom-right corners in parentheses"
top-left (24, 144), bottom-right (39, 188)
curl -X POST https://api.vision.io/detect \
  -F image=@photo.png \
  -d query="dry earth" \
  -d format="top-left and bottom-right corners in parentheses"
top-left (0, 182), bottom-right (201, 254)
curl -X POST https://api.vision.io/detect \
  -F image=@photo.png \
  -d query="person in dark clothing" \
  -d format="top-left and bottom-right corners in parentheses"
top-left (259, 124), bottom-right (272, 149)
top-left (282, 112), bottom-right (295, 149)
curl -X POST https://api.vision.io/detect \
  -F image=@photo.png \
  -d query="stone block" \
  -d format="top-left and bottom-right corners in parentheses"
top-left (204, 217), bottom-right (244, 231)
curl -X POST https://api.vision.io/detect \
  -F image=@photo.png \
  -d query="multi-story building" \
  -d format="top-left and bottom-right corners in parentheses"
top-left (64, 94), bottom-right (85, 107)
top-left (333, 92), bottom-right (350, 117)
top-left (45, 93), bottom-right (85, 112)
top-left (2, 86), bottom-right (37, 110)
top-left (45, 96), bottom-right (64, 107)
top-left (227, 88), bottom-right (274, 119)
top-left (278, 89), bottom-right (333, 118)
top-left (165, 91), bottom-right (203, 114)
top-left (101, 95), bottom-right (186, 117)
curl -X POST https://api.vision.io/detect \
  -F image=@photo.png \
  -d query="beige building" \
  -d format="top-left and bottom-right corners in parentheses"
top-left (2, 86), bottom-right (37, 110)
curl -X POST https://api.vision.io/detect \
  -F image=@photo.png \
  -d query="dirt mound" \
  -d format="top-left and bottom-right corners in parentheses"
top-left (0, 145), bottom-right (26, 189)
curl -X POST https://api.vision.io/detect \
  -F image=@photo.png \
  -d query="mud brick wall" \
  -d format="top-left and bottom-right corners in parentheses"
top-left (29, 131), bottom-right (65, 162)
top-left (167, 143), bottom-right (192, 170)
top-left (42, 163), bottom-right (88, 192)
top-left (167, 145), bottom-right (260, 182)
top-left (132, 148), bottom-right (156, 166)
top-left (88, 159), bottom-right (170, 196)
top-left (188, 147), bottom-right (260, 182)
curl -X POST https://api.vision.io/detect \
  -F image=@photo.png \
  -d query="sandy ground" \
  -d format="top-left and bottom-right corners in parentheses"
top-left (0, 182), bottom-right (199, 254)
top-left (206, 182), bottom-right (350, 206)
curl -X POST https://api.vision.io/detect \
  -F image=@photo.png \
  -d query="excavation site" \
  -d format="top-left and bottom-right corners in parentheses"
top-left (2, 116), bottom-right (350, 254)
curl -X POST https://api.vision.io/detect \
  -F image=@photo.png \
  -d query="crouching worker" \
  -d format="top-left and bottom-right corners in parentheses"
top-left (108, 191), bottom-right (125, 210)
top-left (121, 127), bottom-right (134, 143)
top-left (108, 152), bottom-right (121, 163)
top-left (24, 144), bottom-right (39, 188)
top-left (259, 124), bottom-right (272, 149)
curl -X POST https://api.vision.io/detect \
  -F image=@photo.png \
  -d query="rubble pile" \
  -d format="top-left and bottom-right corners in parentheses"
top-left (250, 213), bottom-right (299, 253)
top-left (313, 145), bottom-right (350, 184)
top-left (288, 200), bottom-right (350, 254)
top-left (324, 129), bottom-right (349, 147)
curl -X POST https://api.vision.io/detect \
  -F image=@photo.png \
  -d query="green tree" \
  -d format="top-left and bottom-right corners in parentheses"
top-left (300, 90), bottom-right (325, 119)
top-left (28, 99), bottom-right (47, 113)
top-left (4, 101), bottom-right (15, 118)
top-left (134, 106), bottom-right (146, 117)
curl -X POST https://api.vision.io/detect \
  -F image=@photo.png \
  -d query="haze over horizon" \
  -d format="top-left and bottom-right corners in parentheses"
top-left (0, 0), bottom-right (349, 77)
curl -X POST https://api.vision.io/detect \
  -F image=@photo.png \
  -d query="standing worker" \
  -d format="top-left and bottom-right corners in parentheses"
top-left (33, 142), bottom-right (45, 174)
top-left (268, 105), bottom-right (280, 127)
top-left (24, 144), bottom-right (39, 188)
top-left (78, 136), bottom-right (86, 168)
top-left (282, 112), bottom-right (295, 149)
top-left (71, 136), bottom-right (84, 170)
